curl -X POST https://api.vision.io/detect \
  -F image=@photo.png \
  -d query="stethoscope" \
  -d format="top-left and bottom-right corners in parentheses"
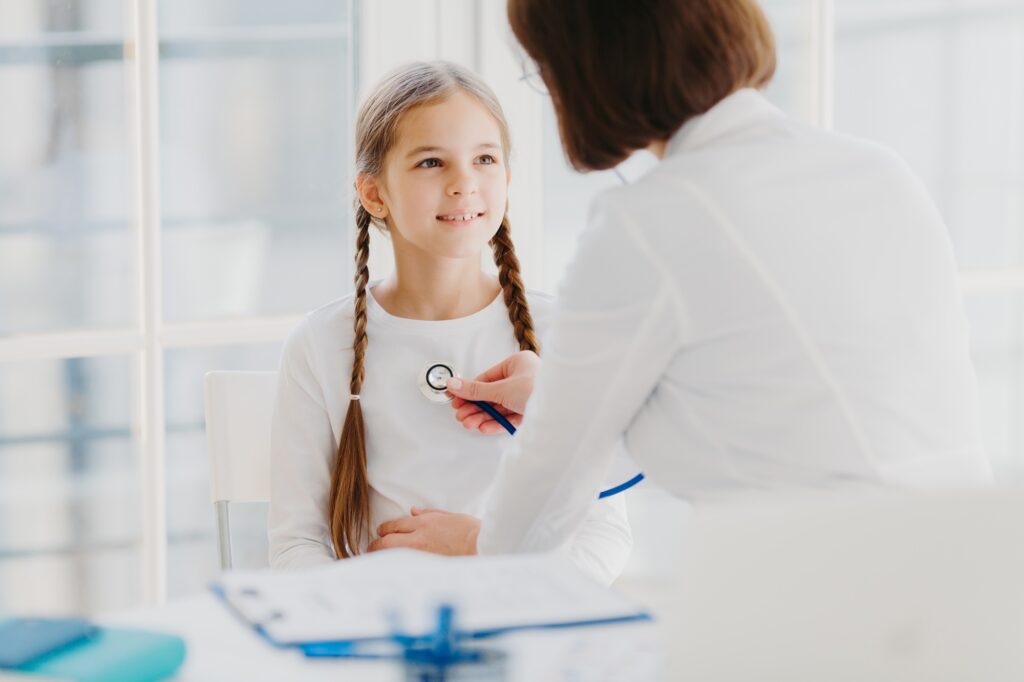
top-left (419, 362), bottom-right (645, 500)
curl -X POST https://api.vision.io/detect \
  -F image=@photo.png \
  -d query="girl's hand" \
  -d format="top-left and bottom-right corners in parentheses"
top-left (446, 350), bottom-right (540, 433)
top-left (368, 507), bottom-right (480, 555)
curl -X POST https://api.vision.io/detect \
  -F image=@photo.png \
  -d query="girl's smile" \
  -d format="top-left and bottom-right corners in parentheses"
top-left (436, 209), bottom-right (486, 224)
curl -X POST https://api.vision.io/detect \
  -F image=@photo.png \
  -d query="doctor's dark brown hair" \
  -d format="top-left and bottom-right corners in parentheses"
top-left (507, 0), bottom-right (776, 171)
top-left (328, 61), bottom-right (539, 558)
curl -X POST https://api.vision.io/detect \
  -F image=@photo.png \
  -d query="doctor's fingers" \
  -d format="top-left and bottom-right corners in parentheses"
top-left (460, 411), bottom-right (523, 434)
top-left (450, 397), bottom-right (482, 419)
top-left (448, 375), bottom-right (532, 415)
top-left (453, 401), bottom-right (518, 423)
top-left (477, 419), bottom-right (513, 435)
top-left (455, 403), bottom-right (523, 432)
top-left (453, 403), bottom-right (488, 430)
top-left (457, 408), bottom-right (494, 431)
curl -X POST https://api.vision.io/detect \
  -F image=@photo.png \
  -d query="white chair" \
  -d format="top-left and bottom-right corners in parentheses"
top-left (203, 370), bottom-right (277, 570)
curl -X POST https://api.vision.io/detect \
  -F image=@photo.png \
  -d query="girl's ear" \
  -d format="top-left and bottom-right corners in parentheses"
top-left (356, 173), bottom-right (388, 220)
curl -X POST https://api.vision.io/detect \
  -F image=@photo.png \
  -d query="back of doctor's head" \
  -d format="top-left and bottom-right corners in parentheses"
top-left (328, 61), bottom-right (538, 559)
top-left (507, 0), bottom-right (777, 171)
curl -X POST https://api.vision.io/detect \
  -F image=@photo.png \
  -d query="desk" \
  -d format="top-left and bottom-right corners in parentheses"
top-left (102, 592), bottom-right (663, 681)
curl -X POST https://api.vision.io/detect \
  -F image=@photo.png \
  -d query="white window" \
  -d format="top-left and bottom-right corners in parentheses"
top-left (0, 0), bottom-right (356, 610)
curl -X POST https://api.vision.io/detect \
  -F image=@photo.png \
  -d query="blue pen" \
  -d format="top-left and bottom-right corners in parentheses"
top-left (433, 603), bottom-right (454, 660)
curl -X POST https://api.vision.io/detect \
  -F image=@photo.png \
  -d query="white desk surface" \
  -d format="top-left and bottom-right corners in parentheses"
top-left (101, 592), bottom-right (663, 682)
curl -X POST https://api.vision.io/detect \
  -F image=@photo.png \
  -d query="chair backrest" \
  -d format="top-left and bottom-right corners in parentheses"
top-left (204, 370), bottom-right (277, 504)
top-left (204, 370), bottom-right (277, 571)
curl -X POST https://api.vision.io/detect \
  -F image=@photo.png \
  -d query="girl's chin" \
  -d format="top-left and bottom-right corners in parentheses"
top-left (396, 223), bottom-right (501, 260)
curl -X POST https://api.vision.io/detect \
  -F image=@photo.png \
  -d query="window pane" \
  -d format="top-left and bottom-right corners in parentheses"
top-left (157, 2), bottom-right (356, 322)
top-left (834, 1), bottom-right (1024, 268)
top-left (761, 0), bottom-right (818, 120)
top-left (0, 355), bottom-right (140, 614)
top-left (158, 0), bottom-right (350, 32)
top-left (164, 342), bottom-right (281, 599)
top-left (0, 2), bottom-right (133, 336)
top-left (0, 0), bottom-right (121, 38)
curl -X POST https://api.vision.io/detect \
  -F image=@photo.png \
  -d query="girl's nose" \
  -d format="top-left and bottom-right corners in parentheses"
top-left (446, 166), bottom-right (478, 196)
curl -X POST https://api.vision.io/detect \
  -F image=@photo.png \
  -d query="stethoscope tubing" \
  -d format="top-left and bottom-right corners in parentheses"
top-left (469, 399), bottom-right (645, 499)
top-left (470, 400), bottom-right (519, 437)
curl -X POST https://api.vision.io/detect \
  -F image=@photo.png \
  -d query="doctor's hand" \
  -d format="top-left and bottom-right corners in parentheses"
top-left (367, 507), bottom-right (480, 556)
top-left (446, 350), bottom-right (540, 434)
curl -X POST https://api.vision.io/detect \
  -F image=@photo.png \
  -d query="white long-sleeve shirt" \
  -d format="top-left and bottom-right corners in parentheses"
top-left (267, 285), bottom-right (632, 585)
top-left (478, 88), bottom-right (992, 556)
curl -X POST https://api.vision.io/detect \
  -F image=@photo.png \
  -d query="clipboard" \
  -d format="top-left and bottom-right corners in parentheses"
top-left (213, 549), bottom-right (650, 656)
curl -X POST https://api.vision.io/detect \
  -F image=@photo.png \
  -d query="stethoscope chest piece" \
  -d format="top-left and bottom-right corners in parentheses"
top-left (419, 362), bottom-right (459, 403)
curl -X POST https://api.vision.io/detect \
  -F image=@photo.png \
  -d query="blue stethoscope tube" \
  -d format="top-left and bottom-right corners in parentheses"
top-left (469, 400), bottom-right (645, 499)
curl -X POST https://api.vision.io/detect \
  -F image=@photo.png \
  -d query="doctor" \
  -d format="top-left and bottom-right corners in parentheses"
top-left (376, 0), bottom-right (991, 556)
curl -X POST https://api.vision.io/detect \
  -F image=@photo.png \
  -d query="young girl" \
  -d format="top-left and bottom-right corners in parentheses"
top-left (267, 61), bottom-right (632, 585)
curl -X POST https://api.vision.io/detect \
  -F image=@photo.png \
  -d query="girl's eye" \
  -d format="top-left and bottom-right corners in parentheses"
top-left (477, 155), bottom-right (496, 165)
top-left (417, 158), bottom-right (441, 169)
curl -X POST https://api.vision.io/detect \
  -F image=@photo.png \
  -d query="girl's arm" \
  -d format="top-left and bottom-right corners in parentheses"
top-left (267, 319), bottom-right (340, 568)
top-left (369, 494), bottom-right (631, 586)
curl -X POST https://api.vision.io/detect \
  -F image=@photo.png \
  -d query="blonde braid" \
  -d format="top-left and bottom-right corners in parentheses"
top-left (327, 204), bottom-right (373, 558)
top-left (490, 215), bottom-right (540, 354)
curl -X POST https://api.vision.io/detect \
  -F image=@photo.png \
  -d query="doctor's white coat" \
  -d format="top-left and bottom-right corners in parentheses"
top-left (478, 88), bottom-right (992, 555)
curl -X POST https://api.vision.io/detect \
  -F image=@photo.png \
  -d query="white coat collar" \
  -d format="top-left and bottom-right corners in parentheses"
top-left (663, 88), bottom-right (784, 159)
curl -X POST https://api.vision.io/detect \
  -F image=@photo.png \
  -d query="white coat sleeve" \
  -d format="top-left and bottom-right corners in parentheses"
top-left (478, 194), bottom-right (686, 554)
top-left (267, 319), bottom-right (340, 569)
top-left (563, 494), bottom-right (632, 586)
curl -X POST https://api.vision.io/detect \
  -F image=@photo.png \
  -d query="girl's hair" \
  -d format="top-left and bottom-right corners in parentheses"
top-left (327, 61), bottom-right (539, 558)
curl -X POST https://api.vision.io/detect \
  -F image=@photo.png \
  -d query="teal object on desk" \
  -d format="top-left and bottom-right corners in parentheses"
top-left (18, 628), bottom-right (186, 682)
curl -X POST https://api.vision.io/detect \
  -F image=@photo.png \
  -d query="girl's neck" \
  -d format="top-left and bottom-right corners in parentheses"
top-left (372, 253), bottom-right (500, 321)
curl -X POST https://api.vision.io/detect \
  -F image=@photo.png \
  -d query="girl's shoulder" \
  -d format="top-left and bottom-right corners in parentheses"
top-left (307, 292), bottom-right (358, 325)
top-left (287, 293), bottom-right (358, 358)
top-left (277, 293), bottom-right (361, 389)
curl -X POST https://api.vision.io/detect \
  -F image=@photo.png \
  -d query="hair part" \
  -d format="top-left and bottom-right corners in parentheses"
top-left (508, 0), bottom-right (776, 171)
top-left (328, 62), bottom-right (537, 558)
top-left (354, 61), bottom-right (513, 183)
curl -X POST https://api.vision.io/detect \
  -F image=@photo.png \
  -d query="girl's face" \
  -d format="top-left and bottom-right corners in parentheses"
top-left (372, 91), bottom-right (510, 260)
